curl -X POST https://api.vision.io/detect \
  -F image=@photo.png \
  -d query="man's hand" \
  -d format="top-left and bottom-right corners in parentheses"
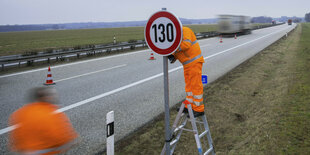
top-left (168, 55), bottom-right (176, 64)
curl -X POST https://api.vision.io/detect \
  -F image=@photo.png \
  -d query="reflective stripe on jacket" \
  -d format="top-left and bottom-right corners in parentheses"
top-left (173, 27), bottom-right (204, 66)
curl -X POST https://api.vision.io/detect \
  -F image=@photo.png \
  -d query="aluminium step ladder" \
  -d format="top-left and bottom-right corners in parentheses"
top-left (161, 103), bottom-right (215, 155)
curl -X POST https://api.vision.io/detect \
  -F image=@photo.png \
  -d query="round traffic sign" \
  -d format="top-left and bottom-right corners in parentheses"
top-left (145, 11), bottom-right (182, 56)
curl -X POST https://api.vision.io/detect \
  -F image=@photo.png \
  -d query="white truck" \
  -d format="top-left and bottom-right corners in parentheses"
top-left (217, 15), bottom-right (252, 35)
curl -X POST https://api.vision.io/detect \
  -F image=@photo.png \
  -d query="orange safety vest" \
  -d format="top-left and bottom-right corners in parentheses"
top-left (9, 102), bottom-right (78, 154)
top-left (173, 27), bottom-right (204, 66)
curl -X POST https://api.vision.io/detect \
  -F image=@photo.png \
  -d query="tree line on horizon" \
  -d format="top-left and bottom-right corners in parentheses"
top-left (1, 14), bottom-right (309, 33)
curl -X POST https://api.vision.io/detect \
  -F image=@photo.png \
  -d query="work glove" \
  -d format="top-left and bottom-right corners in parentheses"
top-left (168, 55), bottom-right (176, 64)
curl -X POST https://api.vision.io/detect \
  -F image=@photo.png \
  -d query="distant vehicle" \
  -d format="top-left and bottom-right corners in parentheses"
top-left (288, 19), bottom-right (292, 25)
top-left (272, 20), bottom-right (276, 25)
top-left (217, 15), bottom-right (252, 35)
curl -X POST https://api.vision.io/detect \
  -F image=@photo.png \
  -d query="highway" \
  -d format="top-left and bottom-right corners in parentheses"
top-left (0, 23), bottom-right (296, 154)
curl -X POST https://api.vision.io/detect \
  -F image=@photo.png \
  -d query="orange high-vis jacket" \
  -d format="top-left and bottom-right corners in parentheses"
top-left (9, 102), bottom-right (78, 154)
top-left (173, 27), bottom-right (204, 66)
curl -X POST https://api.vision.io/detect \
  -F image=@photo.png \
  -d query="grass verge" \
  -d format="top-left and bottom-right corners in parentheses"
top-left (113, 23), bottom-right (310, 154)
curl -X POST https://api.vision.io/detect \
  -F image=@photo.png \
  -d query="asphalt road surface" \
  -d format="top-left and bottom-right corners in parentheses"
top-left (0, 23), bottom-right (296, 154)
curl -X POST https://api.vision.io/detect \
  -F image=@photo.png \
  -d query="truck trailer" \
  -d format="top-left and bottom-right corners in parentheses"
top-left (217, 15), bottom-right (252, 35)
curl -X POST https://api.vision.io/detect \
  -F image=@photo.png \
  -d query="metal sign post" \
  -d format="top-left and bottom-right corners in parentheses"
top-left (144, 8), bottom-right (182, 155)
top-left (163, 55), bottom-right (171, 155)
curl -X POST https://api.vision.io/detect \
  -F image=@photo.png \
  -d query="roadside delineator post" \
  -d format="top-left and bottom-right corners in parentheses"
top-left (44, 66), bottom-right (55, 85)
top-left (234, 34), bottom-right (237, 39)
top-left (106, 111), bottom-right (114, 155)
top-left (220, 35), bottom-right (223, 43)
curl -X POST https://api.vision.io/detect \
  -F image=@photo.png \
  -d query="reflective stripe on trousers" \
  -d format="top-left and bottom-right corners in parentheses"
top-left (186, 97), bottom-right (193, 103)
top-left (182, 54), bottom-right (202, 65)
top-left (184, 62), bottom-right (204, 112)
top-left (193, 94), bottom-right (203, 106)
top-left (193, 100), bottom-right (203, 106)
top-left (193, 94), bottom-right (203, 99)
top-left (186, 92), bottom-right (193, 96)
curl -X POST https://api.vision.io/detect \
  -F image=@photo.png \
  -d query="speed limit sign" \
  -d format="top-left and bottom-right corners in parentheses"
top-left (145, 10), bottom-right (183, 55)
top-left (145, 9), bottom-right (182, 155)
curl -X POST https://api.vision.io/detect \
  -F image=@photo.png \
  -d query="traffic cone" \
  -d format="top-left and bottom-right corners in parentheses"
top-left (234, 34), bottom-right (237, 39)
top-left (149, 52), bottom-right (156, 60)
top-left (220, 35), bottom-right (223, 43)
top-left (44, 66), bottom-right (55, 85)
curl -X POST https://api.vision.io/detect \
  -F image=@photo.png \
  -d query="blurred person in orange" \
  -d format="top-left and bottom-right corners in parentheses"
top-left (8, 87), bottom-right (78, 155)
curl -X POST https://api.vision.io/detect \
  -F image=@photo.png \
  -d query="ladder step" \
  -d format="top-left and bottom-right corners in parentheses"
top-left (199, 130), bottom-right (208, 138)
top-left (181, 128), bottom-right (195, 133)
top-left (170, 139), bottom-right (178, 146)
top-left (204, 147), bottom-right (214, 155)
top-left (194, 120), bottom-right (204, 124)
top-left (174, 124), bottom-right (186, 132)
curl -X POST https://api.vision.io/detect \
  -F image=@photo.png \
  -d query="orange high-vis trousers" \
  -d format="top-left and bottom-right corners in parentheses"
top-left (183, 62), bottom-right (204, 112)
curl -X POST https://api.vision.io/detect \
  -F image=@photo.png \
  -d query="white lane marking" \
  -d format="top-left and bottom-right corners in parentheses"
top-left (54, 66), bottom-right (183, 114)
top-left (0, 50), bottom-right (148, 79)
top-left (54, 64), bottom-right (127, 83)
top-left (0, 25), bottom-right (293, 135)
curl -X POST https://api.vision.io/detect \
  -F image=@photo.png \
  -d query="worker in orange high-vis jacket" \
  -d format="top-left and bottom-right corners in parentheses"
top-left (9, 87), bottom-right (78, 155)
top-left (168, 26), bottom-right (205, 117)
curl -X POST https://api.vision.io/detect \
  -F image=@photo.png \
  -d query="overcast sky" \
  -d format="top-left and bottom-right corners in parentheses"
top-left (0, 0), bottom-right (309, 25)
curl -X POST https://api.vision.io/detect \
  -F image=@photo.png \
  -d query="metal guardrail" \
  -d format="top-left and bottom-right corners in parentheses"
top-left (196, 31), bottom-right (219, 39)
top-left (0, 41), bottom-right (147, 69)
top-left (251, 22), bottom-right (285, 30)
top-left (0, 23), bottom-right (285, 70)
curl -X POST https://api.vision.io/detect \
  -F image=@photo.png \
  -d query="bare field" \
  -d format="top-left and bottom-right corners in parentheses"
top-left (114, 24), bottom-right (310, 154)
top-left (0, 24), bottom-right (216, 56)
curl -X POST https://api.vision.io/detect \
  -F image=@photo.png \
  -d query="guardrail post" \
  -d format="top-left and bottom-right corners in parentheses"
top-left (106, 111), bottom-right (114, 155)
top-left (27, 60), bottom-right (33, 66)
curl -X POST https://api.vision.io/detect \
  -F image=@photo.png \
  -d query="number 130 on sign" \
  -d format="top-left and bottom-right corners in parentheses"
top-left (145, 11), bottom-right (182, 56)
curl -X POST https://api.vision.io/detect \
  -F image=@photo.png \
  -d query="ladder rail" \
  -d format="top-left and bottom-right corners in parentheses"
top-left (188, 105), bottom-right (204, 155)
top-left (170, 125), bottom-right (184, 153)
top-left (172, 103), bottom-right (185, 129)
top-left (162, 110), bottom-right (188, 155)
top-left (202, 115), bottom-right (215, 155)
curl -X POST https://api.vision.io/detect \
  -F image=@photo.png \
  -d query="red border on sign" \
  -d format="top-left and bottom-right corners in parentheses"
top-left (145, 11), bottom-right (182, 55)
